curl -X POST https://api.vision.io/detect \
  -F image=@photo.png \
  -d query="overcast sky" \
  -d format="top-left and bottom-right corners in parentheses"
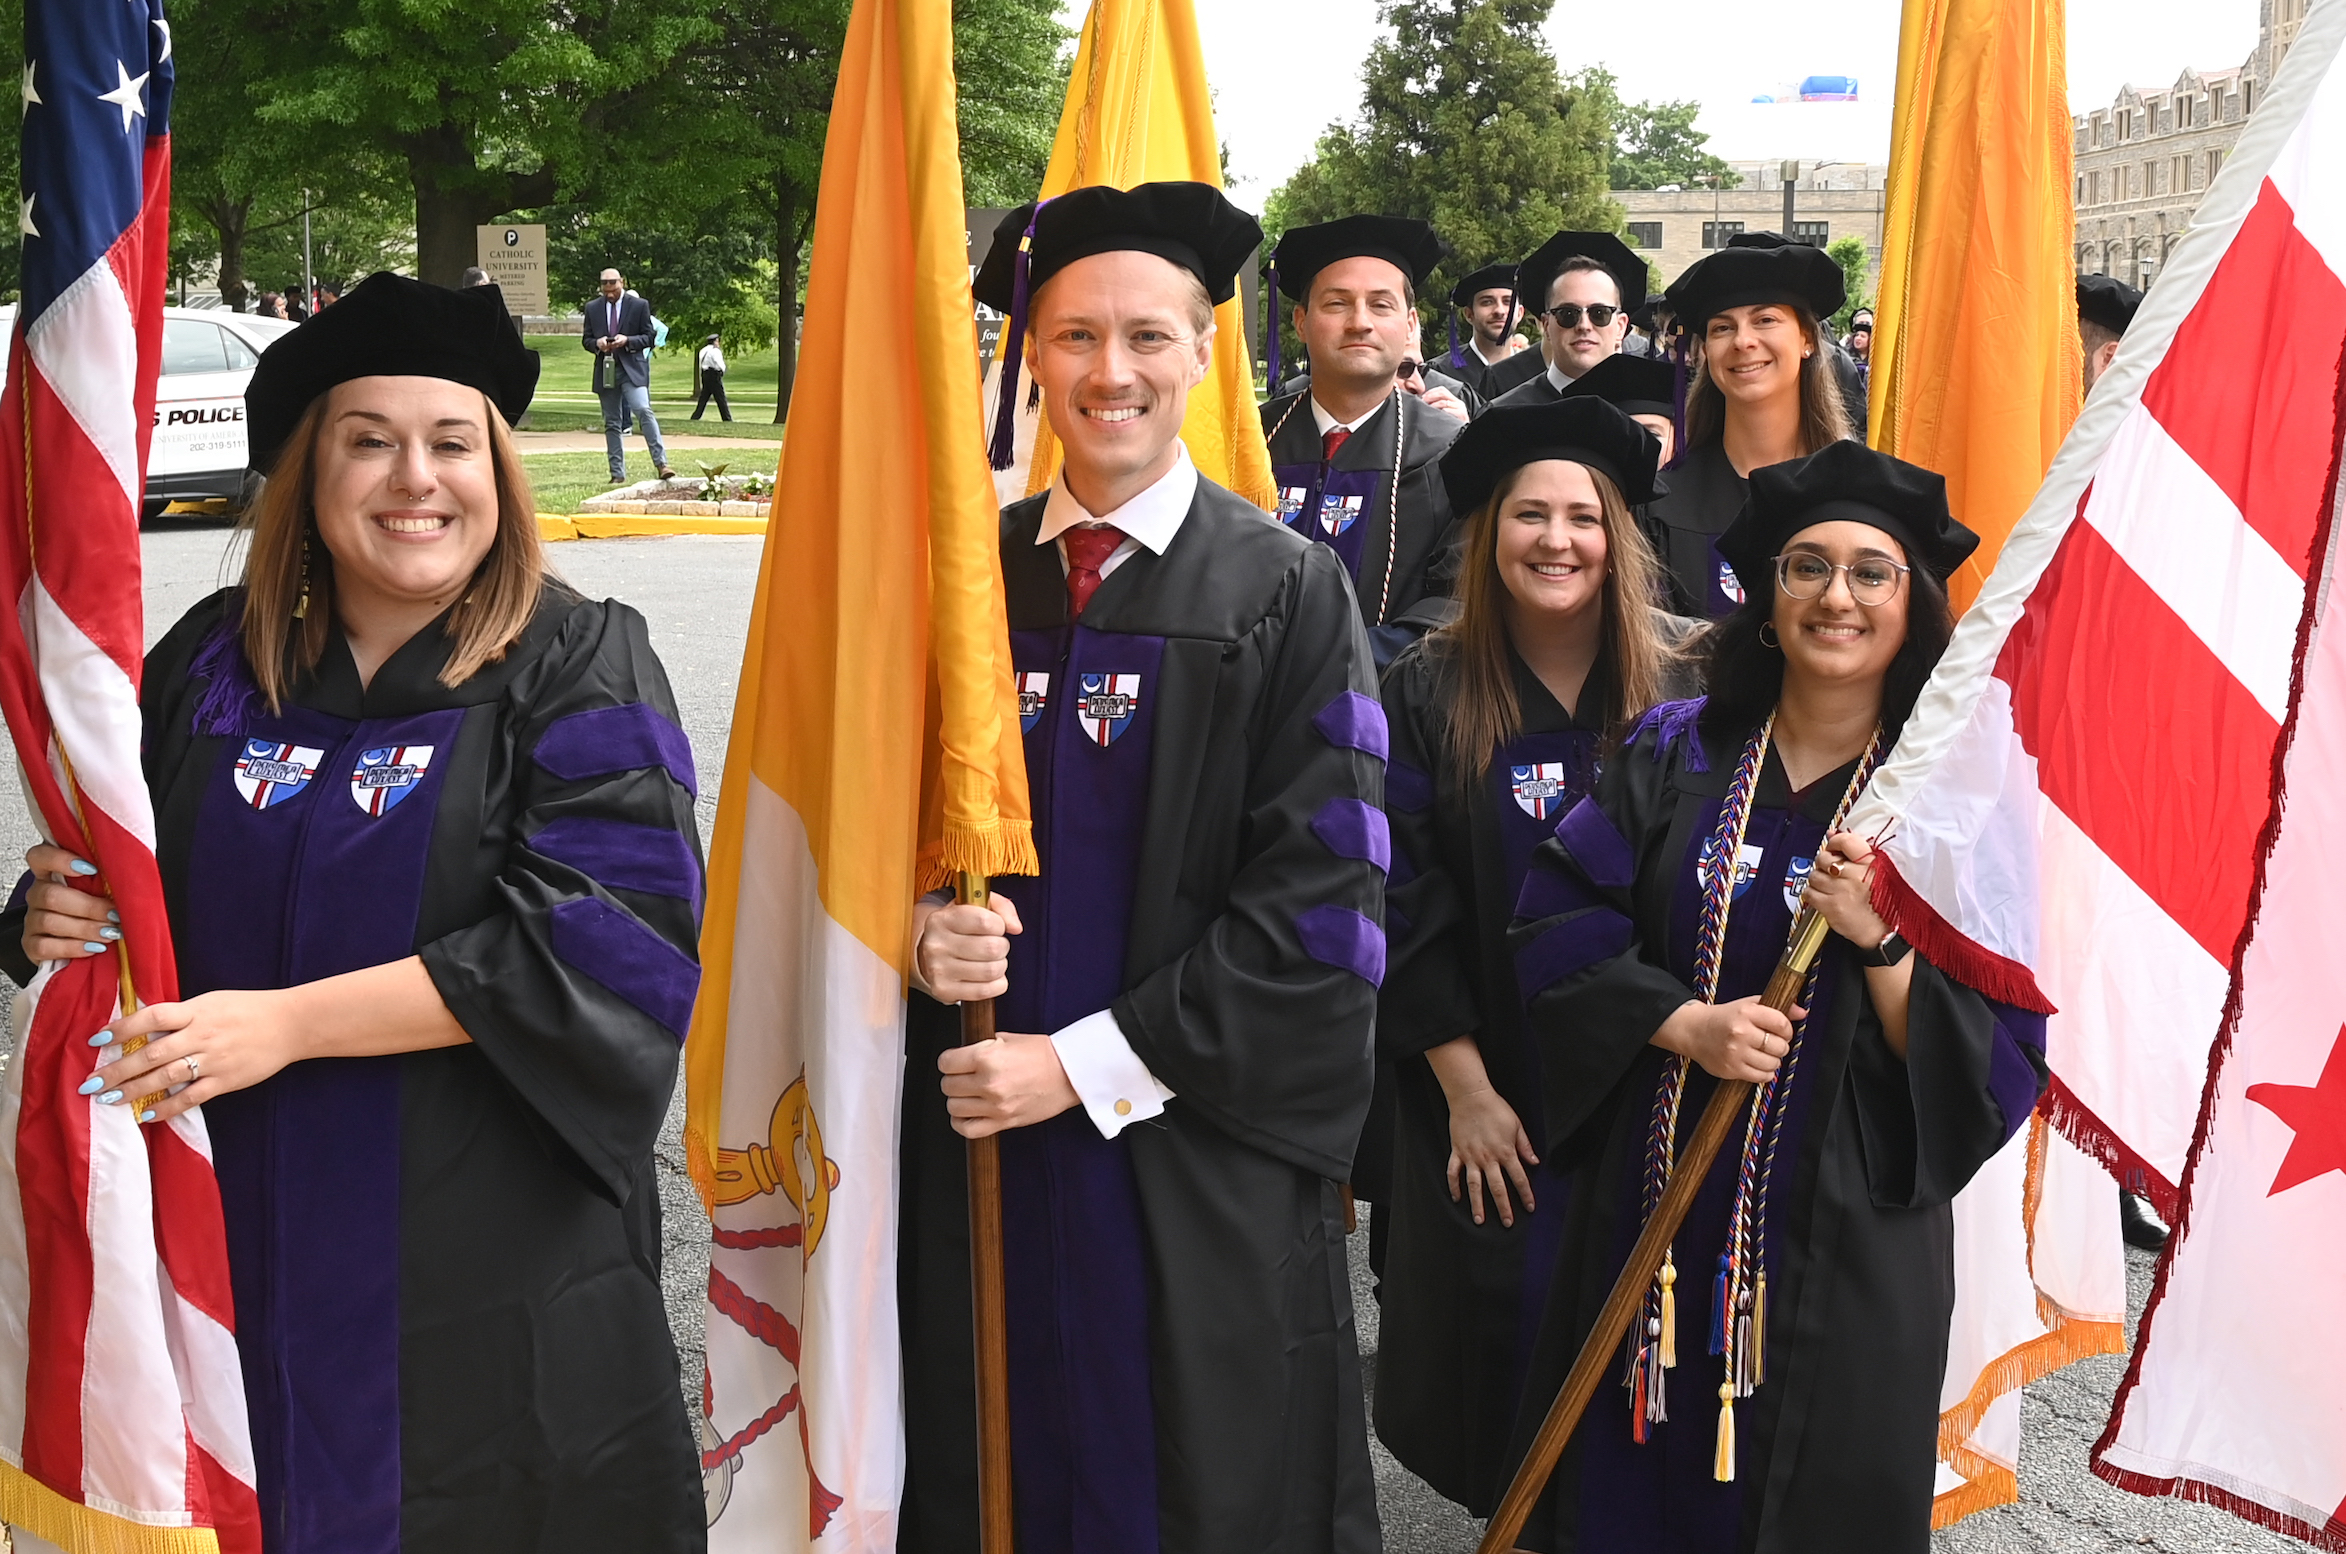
top-left (1061, 0), bottom-right (2268, 199)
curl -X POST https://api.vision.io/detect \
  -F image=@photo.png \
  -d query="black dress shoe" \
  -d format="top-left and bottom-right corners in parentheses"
top-left (2120, 1191), bottom-right (2170, 1251)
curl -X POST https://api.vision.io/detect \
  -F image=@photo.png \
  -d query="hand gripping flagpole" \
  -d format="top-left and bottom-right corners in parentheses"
top-left (956, 870), bottom-right (1015, 1554)
top-left (1475, 906), bottom-right (1833, 1554)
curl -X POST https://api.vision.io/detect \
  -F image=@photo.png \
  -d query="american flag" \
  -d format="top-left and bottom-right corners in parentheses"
top-left (1846, 0), bottom-right (2346, 1536)
top-left (0, 1), bottom-right (259, 1546)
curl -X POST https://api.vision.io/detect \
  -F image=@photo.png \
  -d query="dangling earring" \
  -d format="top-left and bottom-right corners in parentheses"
top-left (1759, 621), bottom-right (1780, 648)
top-left (292, 529), bottom-right (313, 620)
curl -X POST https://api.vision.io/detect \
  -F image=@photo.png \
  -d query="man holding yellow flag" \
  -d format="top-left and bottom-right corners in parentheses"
top-left (901, 182), bottom-right (1386, 1554)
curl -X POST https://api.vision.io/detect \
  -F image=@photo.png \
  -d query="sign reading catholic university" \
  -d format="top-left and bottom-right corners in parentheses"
top-left (474, 224), bottom-right (549, 316)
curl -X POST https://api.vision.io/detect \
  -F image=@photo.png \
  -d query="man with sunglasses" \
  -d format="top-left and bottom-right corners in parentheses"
top-left (1259, 215), bottom-right (1467, 662)
top-left (1478, 230), bottom-right (1648, 401)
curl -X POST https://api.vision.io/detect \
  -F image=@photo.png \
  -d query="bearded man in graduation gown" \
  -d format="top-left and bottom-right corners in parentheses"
top-left (899, 182), bottom-right (1388, 1554)
top-left (1446, 262), bottom-right (1528, 397)
top-left (1259, 215), bottom-right (1467, 664)
top-left (1479, 231), bottom-right (1648, 402)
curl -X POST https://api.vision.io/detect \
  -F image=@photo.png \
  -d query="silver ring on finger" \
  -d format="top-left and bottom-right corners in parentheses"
top-left (183, 1055), bottom-right (200, 1085)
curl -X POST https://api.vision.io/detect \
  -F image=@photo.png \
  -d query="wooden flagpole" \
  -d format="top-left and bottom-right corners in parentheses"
top-left (957, 872), bottom-right (1015, 1554)
top-left (1477, 907), bottom-right (1833, 1554)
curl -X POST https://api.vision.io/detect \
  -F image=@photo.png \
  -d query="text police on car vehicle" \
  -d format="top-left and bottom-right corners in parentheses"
top-left (0, 304), bottom-right (296, 517)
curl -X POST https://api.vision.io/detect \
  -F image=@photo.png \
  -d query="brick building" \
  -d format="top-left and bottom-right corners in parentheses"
top-left (2073, 0), bottom-right (2312, 285)
top-left (1613, 160), bottom-right (1889, 295)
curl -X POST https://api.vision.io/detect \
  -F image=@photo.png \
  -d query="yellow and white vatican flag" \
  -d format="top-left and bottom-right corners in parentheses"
top-left (682, 0), bottom-right (1032, 1544)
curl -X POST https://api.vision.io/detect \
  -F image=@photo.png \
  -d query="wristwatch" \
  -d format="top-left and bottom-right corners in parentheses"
top-left (1856, 930), bottom-right (1912, 968)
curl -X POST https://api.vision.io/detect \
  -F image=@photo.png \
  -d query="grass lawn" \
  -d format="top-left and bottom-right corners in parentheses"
top-left (519, 335), bottom-right (786, 439)
top-left (519, 447), bottom-right (781, 516)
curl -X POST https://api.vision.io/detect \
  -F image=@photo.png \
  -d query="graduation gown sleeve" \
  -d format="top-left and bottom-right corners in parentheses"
top-left (1375, 645), bottom-right (1478, 1062)
top-left (1113, 540), bottom-right (1385, 1178)
top-left (1507, 723), bottom-right (1701, 1152)
top-left (417, 599), bottom-right (704, 1202)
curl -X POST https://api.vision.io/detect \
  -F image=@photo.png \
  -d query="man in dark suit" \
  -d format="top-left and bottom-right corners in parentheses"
top-left (582, 267), bottom-right (673, 483)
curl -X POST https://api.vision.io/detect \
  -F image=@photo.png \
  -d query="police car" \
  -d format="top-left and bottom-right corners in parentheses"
top-left (0, 305), bottom-right (294, 518)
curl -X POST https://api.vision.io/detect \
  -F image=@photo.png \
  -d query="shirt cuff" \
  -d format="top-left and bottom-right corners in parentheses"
top-left (1050, 1008), bottom-right (1175, 1140)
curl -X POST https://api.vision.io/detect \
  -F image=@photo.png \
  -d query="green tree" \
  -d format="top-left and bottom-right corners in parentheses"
top-left (1826, 233), bottom-right (1870, 329)
top-left (954, 0), bottom-right (1070, 206)
top-left (1611, 98), bottom-right (1739, 192)
top-left (1264, 0), bottom-right (1620, 357)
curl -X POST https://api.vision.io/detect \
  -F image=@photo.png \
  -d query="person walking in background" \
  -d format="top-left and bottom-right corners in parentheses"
top-left (583, 267), bottom-right (674, 483)
top-left (691, 333), bottom-right (732, 421)
top-left (460, 266), bottom-right (492, 287)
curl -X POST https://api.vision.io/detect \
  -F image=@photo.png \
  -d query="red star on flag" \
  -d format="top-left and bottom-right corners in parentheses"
top-left (2246, 1024), bottom-right (2346, 1196)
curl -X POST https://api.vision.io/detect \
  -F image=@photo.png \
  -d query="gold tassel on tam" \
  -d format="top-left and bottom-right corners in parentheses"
top-left (1659, 1255), bottom-right (1678, 1368)
top-left (1714, 1385), bottom-right (1737, 1482)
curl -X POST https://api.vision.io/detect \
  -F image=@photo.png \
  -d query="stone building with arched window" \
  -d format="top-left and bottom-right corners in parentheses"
top-left (2072, 0), bottom-right (2311, 288)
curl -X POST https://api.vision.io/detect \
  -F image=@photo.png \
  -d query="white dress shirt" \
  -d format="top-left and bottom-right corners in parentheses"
top-left (1308, 396), bottom-right (1384, 441)
top-left (1546, 359), bottom-right (1583, 393)
top-left (1026, 447), bottom-right (1195, 1138)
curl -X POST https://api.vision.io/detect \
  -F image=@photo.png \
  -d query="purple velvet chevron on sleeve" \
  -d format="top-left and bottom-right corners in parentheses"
top-left (529, 816), bottom-right (703, 907)
top-left (550, 897), bottom-right (701, 1039)
top-left (1312, 691), bottom-right (1389, 761)
top-left (1295, 904), bottom-right (1385, 987)
top-left (1514, 909), bottom-right (1634, 999)
top-left (1984, 1000), bottom-right (2050, 1144)
top-left (534, 703), bottom-right (699, 797)
top-left (1515, 862), bottom-right (1602, 924)
top-left (1310, 797), bottom-right (1391, 873)
top-left (1554, 795), bottom-right (1635, 889)
top-left (1385, 759), bottom-right (1433, 813)
top-left (1627, 696), bottom-right (1708, 774)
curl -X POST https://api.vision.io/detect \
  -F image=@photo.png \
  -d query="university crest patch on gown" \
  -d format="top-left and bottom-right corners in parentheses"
top-left (1716, 556), bottom-right (1747, 606)
top-left (1783, 854), bottom-right (1816, 913)
top-left (1017, 671), bottom-right (1050, 733)
top-left (1696, 838), bottom-right (1765, 899)
top-left (349, 744), bottom-right (437, 816)
top-left (1075, 674), bottom-right (1141, 747)
top-left (1320, 492), bottom-right (1365, 537)
top-left (1511, 762), bottom-right (1571, 820)
top-left (234, 740), bottom-right (322, 810)
top-left (1277, 483), bottom-right (1312, 524)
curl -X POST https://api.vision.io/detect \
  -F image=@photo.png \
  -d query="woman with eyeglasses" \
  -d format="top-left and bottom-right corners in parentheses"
top-left (1371, 398), bottom-right (1691, 1517)
top-left (1498, 442), bottom-right (2049, 1553)
top-left (1648, 242), bottom-right (1856, 618)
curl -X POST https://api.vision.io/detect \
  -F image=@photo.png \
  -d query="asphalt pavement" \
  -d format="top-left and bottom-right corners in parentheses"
top-left (1, 523), bottom-right (2297, 1553)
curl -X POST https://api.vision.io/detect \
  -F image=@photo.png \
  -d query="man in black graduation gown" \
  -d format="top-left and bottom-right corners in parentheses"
top-left (2079, 273), bottom-right (2142, 395)
top-left (901, 182), bottom-right (1386, 1554)
top-left (1445, 261), bottom-right (1530, 397)
top-left (1478, 230), bottom-right (1648, 401)
top-left (1259, 214), bottom-right (1467, 662)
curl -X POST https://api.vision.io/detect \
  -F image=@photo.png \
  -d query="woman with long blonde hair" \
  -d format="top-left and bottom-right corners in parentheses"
top-left (1373, 398), bottom-right (1692, 1515)
top-left (2, 273), bottom-right (706, 1548)
top-left (1649, 241), bottom-right (1855, 616)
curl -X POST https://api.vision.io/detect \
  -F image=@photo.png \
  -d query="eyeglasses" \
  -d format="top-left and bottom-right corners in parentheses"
top-left (1395, 359), bottom-right (1424, 379)
top-left (1545, 303), bottom-right (1621, 329)
top-left (1775, 552), bottom-right (1910, 606)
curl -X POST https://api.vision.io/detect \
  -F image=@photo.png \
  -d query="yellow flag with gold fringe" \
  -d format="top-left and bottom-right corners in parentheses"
top-left (683, 0), bottom-right (1030, 1541)
top-left (1006, 0), bottom-right (1276, 510)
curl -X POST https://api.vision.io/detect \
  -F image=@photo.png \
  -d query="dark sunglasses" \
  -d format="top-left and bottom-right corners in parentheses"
top-left (1395, 359), bottom-right (1424, 379)
top-left (1545, 303), bottom-right (1621, 329)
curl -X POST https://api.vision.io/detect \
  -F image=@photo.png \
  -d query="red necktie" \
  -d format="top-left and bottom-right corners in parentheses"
top-left (1063, 524), bottom-right (1126, 617)
top-left (1322, 426), bottom-right (1351, 462)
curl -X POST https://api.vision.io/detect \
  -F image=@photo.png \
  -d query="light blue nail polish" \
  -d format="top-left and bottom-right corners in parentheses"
top-left (87, 1030), bottom-right (111, 1046)
top-left (138, 1110), bottom-right (155, 1123)
top-left (98, 926), bottom-right (121, 942)
top-left (67, 859), bottom-right (96, 877)
top-left (81, 942), bottom-right (105, 954)
top-left (105, 910), bottom-right (120, 924)
top-left (76, 1076), bottom-right (102, 1096)
top-left (96, 1090), bottom-right (121, 1105)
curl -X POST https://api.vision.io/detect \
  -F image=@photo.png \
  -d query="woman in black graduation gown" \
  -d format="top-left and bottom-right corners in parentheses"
top-left (1649, 242), bottom-right (1854, 618)
top-left (1502, 442), bottom-right (2050, 1553)
top-left (11, 274), bottom-right (704, 1552)
top-left (1374, 399), bottom-right (1691, 1515)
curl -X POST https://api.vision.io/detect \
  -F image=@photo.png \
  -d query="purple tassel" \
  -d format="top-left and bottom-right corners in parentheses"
top-left (1628, 696), bottom-right (1710, 773)
top-left (1709, 1256), bottom-right (1732, 1356)
top-left (1447, 310), bottom-right (1459, 369)
top-left (988, 205), bottom-right (1045, 471)
top-left (1265, 257), bottom-right (1281, 389)
top-left (188, 608), bottom-right (262, 737)
top-left (1668, 333), bottom-right (1692, 471)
